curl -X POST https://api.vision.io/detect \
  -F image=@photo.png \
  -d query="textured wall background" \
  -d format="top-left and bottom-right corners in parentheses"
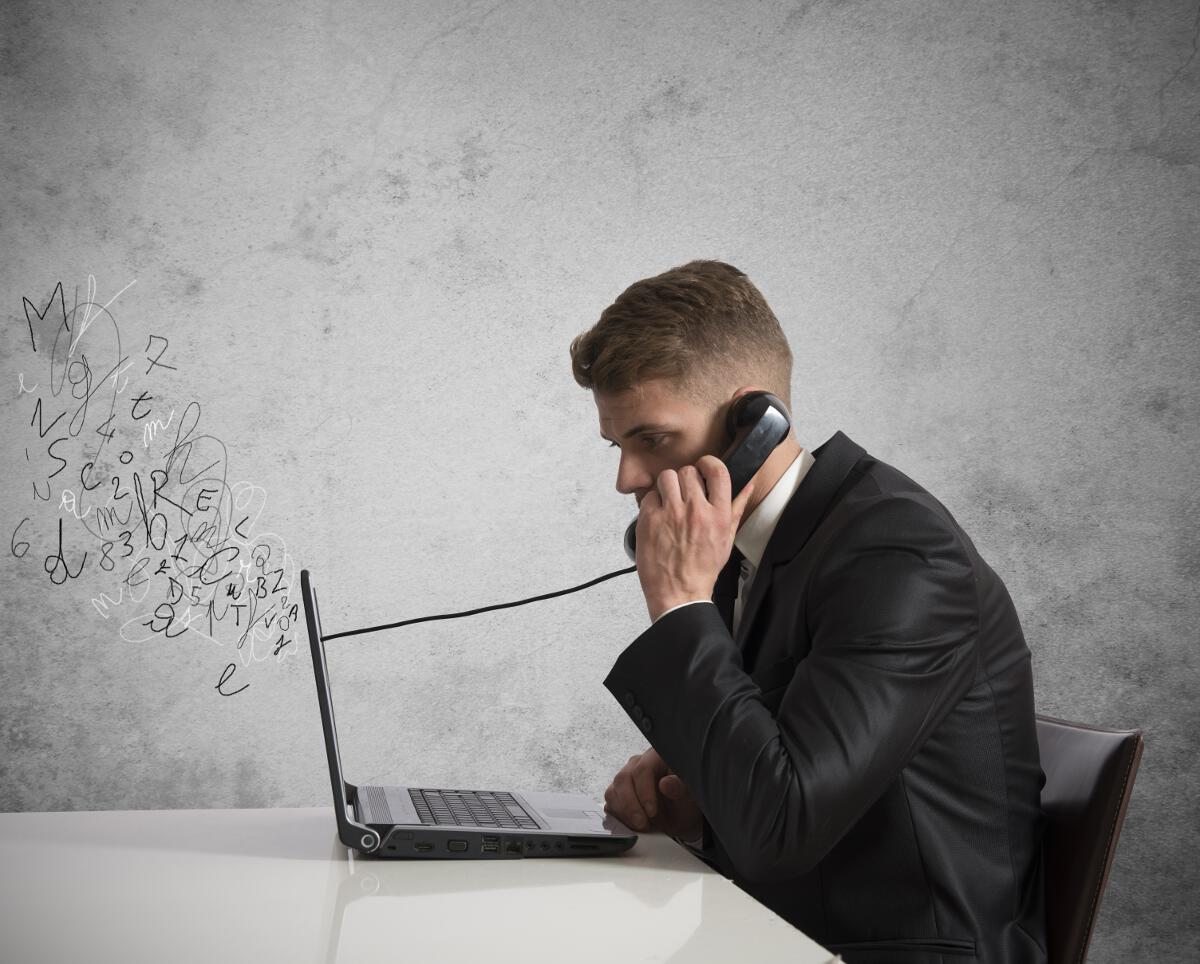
top-left (2, 0), bottom-right (1196, 957)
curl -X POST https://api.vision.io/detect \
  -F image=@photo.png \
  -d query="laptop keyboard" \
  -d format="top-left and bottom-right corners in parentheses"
top-left (409, 788), bottom-right (539, 829)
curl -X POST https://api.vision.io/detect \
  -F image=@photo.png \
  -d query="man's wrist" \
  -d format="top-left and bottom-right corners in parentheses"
top-left (649, 598), bottom-right (715, 624)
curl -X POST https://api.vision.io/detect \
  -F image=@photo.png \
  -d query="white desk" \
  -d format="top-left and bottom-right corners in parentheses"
top-left (0, 806), bottom-right (836, 963)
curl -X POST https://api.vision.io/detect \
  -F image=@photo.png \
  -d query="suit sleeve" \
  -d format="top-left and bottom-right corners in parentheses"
top-left (654, 599), bottom-right (716, 624)
top-left (603, 495), bottom-right (980, 884)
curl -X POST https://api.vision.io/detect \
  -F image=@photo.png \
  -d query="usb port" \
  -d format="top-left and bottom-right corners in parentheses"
top-left (414, 842), bottom-right (433, 852)
top-left (482, 844), bottom-right (499, 853)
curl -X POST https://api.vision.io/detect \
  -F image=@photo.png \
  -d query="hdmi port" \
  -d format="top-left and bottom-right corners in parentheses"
top-left (414, 842), bottom-right (434, 852)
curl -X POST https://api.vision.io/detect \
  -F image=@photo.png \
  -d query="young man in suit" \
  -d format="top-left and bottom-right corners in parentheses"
top-left (570, 260), bottom-right (1047, 963)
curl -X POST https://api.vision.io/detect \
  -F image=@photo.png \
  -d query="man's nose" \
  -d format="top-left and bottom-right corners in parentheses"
top-left (615, 453), bottom-right (652, 498)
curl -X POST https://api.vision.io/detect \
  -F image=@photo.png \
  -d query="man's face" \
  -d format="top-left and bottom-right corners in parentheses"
top-left (595, 379), bottom-right (728, 507)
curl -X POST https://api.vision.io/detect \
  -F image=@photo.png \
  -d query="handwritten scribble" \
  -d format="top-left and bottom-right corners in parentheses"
top-left (8, 276), bottom-right (299, 696)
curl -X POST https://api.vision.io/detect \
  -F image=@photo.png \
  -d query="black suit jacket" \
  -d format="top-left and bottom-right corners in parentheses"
top-left (604, 431), bottom-right (1047, 964)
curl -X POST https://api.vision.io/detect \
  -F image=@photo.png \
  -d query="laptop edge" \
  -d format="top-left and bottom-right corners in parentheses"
top-left (302, 568), bottom-right (638, 859)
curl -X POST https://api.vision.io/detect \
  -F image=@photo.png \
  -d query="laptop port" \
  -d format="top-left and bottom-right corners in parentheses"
top-left (482, 844), bottom-right (499, 853)
top-left (414, 842), bottom-right (434, 852)
top-left (504, 841), bottom-right (522, 854)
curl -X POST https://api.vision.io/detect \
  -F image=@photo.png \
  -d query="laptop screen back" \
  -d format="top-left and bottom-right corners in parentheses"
top-left (302, 569), bottom-right (353, 818)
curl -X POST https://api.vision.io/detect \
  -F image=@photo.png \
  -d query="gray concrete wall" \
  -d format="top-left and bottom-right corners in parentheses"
top-left (2, 0), bottom-right (1196, 957)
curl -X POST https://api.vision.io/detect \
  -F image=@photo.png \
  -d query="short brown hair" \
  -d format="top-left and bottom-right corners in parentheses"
top-left (569, 260), bottom-right (793, 411)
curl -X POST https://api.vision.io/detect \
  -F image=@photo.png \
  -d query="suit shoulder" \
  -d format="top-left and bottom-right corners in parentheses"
top-left (833, 453), bottom-right (972, 544)
top-left (810, 479), bottom-right (978, 596)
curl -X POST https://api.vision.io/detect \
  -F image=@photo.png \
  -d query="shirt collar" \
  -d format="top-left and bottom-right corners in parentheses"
top-left (734, 448), bottom-right (816, 570)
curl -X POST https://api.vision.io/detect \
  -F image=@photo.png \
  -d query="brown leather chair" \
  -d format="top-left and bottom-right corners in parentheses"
top-left (1036, 713), bottom-right (1144, 964)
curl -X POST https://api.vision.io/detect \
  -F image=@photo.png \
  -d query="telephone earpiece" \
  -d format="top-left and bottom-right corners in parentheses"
top-left (622, 391), bottom-right (792, 563)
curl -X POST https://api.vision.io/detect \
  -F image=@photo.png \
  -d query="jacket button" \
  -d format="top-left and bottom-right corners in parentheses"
top-left (623, 691), bottom-right (636, 709)
top-left (632, 704), bottom-right (643, 720)
top-left (640, 716), bottom-right (653, 734)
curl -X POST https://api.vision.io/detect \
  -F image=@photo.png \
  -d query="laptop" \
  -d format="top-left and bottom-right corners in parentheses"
top-left (302, 569), bottom-right (639, 859)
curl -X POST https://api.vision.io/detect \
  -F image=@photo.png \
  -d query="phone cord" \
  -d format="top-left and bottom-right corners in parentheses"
top-left (322, 564), bottom-right (638, 641)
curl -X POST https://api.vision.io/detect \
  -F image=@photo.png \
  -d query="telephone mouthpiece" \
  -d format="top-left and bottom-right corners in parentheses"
top-left (623, 518), bottom-right (638, 563)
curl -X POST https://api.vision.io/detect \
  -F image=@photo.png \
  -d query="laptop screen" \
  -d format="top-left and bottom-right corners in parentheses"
top-left (302, 570), bottom-right (353, 820)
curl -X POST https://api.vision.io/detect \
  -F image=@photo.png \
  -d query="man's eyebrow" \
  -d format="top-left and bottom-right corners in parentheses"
top-left (600, 423), bottom-right (675, 442)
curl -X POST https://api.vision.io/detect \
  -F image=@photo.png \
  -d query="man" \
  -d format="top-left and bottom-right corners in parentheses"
top-left (570, 260), bottom-right (1047, 963)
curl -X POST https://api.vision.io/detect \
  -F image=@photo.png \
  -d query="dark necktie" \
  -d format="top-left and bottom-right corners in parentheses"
top-left (711, 545), bottom-right (745, 633)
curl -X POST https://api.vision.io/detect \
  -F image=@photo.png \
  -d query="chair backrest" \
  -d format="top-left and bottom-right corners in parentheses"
top-left (1035, 714), bottom-right (1144, 964)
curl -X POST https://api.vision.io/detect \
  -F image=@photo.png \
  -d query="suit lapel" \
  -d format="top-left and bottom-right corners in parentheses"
top-left (733, 431), bottom-right (869, 662)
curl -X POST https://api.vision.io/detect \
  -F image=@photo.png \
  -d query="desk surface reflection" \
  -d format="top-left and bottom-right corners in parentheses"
top-left (0, 806), bottom-right (836, 964)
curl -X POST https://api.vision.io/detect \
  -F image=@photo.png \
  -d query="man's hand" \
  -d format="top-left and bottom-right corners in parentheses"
top-left (636, 455), bottom-right (755, 622)
top-left (603, 746), bottom-right (704, 841)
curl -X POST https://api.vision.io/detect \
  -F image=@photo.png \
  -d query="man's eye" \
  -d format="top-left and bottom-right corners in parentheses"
top-left (607, 436), bottom-right (665, 449)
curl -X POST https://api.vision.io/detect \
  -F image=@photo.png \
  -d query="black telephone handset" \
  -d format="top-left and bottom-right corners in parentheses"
top-left (623, 391), bottom-right (792, 562)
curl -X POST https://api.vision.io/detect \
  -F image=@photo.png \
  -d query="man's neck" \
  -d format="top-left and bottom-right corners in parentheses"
top-left (739, 438), bottom-right (803, 523)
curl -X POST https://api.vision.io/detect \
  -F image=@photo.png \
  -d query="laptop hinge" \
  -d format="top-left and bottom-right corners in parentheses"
top-left (337, 780), bottom-right (380, 853)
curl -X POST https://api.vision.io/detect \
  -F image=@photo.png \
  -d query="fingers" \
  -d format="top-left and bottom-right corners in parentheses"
top-left (657, 773), bottom-right (705, 842)
top-left (603, 757), bottom-right (641, 826)
top-left (731, 479), bottom-right (756, 528)
top-left (655, 466), bottom-right (683, 510)
top-left (658, 459), bottom-right (752, 512)
top-left (696, 456), bottom-right (756, 527)
top-left (676, 466), bottom-right (702, 497)
top-left (695, 455), bottom-right (729, 508)
top-left (658, 464), bottom-right (714, 515)
top-left (603, 749), bottom-right (668, 831)
top-left (659, 773), bottom-right (686, 798)
top-left (632, 753), bottom-right (663, 821)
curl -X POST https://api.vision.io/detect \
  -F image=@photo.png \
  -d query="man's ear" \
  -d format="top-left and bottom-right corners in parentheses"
top-left (722, 386), bottom-right (769, 443)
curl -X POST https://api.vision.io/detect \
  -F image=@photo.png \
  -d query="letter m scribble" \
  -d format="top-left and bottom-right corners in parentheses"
top-left (94, 504), bottom-right (127, 534)
top-left (92, 585), bottom-right (130, 619)
top-left (143, 409), bottom-right (176, 448)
